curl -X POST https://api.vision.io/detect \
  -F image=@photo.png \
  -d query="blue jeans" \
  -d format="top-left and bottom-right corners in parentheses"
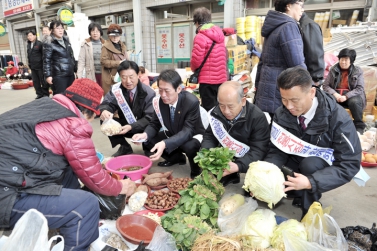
top-left (9, 169), bottom-right (100, 251)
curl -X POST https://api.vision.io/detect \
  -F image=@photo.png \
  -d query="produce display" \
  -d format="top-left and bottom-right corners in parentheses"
top-left (270, 219), bottom-right (307, 250)
top-left (128, 191), bottom-right (148, 212)
top-left (243, 161), bottom-right (286, 209)
top-left (142, 212), bottom-right (162, 225)
top-left (167, 177), bottom-right (192, 192)
top-left (142, 171), bottom-right (173, 187)
top-left (219, 194), bottom-right (245, 216)
top-left (145, 190), bottom-right (179, 210)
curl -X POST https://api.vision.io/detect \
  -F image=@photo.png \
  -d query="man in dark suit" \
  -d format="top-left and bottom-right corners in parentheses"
top-left (132, 69), bottom-right (204, 178)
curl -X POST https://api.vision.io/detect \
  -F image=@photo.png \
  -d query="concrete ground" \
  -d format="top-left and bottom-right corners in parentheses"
top-left (0, 87), bottom-right (376, 231)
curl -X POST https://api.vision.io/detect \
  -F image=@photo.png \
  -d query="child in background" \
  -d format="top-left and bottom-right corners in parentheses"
top-left (138, 66), bottom-right (150, 86)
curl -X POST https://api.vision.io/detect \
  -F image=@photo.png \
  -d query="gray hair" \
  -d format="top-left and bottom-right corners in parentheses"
top-left (218, 81), bottom-right (244, 103)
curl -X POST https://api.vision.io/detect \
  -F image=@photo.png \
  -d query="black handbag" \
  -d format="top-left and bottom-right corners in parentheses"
top-left (188, 42), bottom-right (216, 84)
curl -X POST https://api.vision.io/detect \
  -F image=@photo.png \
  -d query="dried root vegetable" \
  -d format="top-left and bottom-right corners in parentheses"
top-left (105, 233), bottom-right (129, 250)
top-left (192, 232), bottom-right (242, 251)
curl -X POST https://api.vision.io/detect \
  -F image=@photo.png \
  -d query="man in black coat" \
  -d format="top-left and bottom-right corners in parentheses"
top-left (300, 12), bottom-right (325, 85)
top-left (201, 81), bottom-right (270, 186)
top-left (264, 66), bottom-right (361, 219)
top-left (27, 30), bottom-right (49, 99)
top-left (133, 69), bottom-right (204, 178)
top-left (99, 60), bottom-right (155, 157)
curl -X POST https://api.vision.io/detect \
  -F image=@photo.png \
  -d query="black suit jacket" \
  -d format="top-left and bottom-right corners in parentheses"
top-left (145, 91), bottom-right (205, 153)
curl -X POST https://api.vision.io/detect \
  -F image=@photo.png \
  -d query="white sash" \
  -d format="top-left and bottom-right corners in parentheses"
top-left (207, 109), bottom-right (250, 158)
top-left (112, 83), bottom-right (137, 124)
top-left (152, 96), bottom-right (168, 131)
top-left (271, 121), bottom-right (334, 165)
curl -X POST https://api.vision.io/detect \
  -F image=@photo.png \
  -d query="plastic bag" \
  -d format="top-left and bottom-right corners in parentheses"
top-left (1, 209), bottom-right (64, 251)
top-left (97, 194), bottom-right (126, 220)
top-left (217, 196), bottom-right (258, 236)
top-left (305, 213), bottom-right (348, 251)
top-left (128, 191), bottom-right (148, 212)
top-left (283, 231), bottom-right (340, 251)
top-left (100, 118), bottom-right (122, 136)
top-left (146, 225), bottom-right (178, 251)
top-left (302, 201), bottom-right (332, 227)
top-left (341, 223), bottom-right (377, 251)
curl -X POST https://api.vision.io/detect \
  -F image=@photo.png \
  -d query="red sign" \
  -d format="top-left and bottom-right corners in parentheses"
top-left (3, 3), bottom-right (32, 17)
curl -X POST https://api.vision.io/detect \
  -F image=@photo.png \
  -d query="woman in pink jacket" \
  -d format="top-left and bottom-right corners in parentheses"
top-left (0, 78), bottom-right (136, 251)
top-left (191, 7), bottom-right (228, 111)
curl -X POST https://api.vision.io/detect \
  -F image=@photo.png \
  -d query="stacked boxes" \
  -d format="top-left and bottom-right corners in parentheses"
top-left (227, 45), bottom-right (247, 74)
top-left (362, 66), bottom-right (377, 116)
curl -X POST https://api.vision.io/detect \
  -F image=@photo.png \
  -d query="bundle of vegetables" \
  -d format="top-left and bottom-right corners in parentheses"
top-left (243, 161), bottom-right (286, 209)
top-left (194, 147), bottom-right (236, 183)
top-left (192, 231), bottom-right (242, 251)
top-left (162, 209), bottom-right (212, 251)
top-left (271, 219), bottom-right (307, 250)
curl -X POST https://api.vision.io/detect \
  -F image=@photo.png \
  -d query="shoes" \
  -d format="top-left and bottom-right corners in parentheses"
top-left (220, 172), bottom-right (240, 187)
top-left (292, 197), bottom-right (302, 208)
top-left (112, 145), bottom-right (133, 157)
top-left (158, 156), bottom-right (186, 167)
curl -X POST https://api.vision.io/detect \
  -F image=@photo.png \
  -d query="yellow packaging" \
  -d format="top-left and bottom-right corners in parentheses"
top-left (227, 45), bottom-right (247, 63)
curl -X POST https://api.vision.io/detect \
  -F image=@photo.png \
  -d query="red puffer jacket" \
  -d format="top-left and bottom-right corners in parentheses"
top-left (191, 23), bottom-right (227, 84)
top-left (35, 94), bottom-right (122, 196)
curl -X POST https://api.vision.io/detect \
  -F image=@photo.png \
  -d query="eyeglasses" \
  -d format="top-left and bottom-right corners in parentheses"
top-left (295, 2), bottom-right (304, 8)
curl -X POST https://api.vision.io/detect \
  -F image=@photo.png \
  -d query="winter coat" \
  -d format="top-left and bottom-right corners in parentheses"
top-left (100, 40), bottom-right (128, 94)
top-left (299, 12), bottom-right (325, 83)
top-left (5, 66), bottom-right (18, 76)
top-left (255, 10), bottom-right (306, 114)
top-left (77, 37), bottom-right (105, 81)
top-left (191, 23), bottom-right (227, 84)
top-left (100, 81), bottom-right (156, 133)
top-left (43, 35), bottom-right (76, 78)
top-left (27, 39), bottom-right (44, 70)
top-left (323, 63), bottom-right (366, 109)
top-left (264, 88), bottom-right (361, 195)
top-left (201, 101), bottom-right (270, 173)
top-left (0, 95), bottom-right (121, 227)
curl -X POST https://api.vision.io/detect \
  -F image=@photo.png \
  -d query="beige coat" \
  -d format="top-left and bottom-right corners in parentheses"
top-left (77, 37), bottom-right (105, 81)
top-left (100, 40), bottom-right (128, 94)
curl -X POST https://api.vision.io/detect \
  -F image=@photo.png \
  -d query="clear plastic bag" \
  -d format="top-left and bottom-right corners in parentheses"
top-left (145, 225), bottom-right (178, 251)
top-left (217, 196), bottom-right (258, 236)
top-left (100, 118), bottom-right (122, 136)
top-left (283, 231), bottom-right (340, 251)
top-left (306, 213), bottom-right (348, 251)
top-left (1, 209), bottom-right (64, 251)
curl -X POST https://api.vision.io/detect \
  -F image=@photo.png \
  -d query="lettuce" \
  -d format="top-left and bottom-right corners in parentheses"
top-left (241, 209), bottom-right (277, 249)
top-left (271, 219), bottom-right (307, 250)
top-left (242, 161), bottom-right (286, 208)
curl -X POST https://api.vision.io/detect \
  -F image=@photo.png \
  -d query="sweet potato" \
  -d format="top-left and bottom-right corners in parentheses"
top-left (136, 185), bottom-right (148, 193)
top-left (145, 178), bottom-right (163, 187)
top-left (142, 171), bottom-right (173, 184)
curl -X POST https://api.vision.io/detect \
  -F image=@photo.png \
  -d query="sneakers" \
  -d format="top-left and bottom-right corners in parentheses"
top-left (112, 145), bottom-right (133, 157)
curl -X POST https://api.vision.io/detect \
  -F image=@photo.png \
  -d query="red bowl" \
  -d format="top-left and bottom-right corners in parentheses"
top-left (116, 214), bottom-right (158, 245)
top-left (144, 190), bottom-right (180, 212)
top-left (28, 81), bottom-right (33, 87)
top-left (12, 83), bottom-right (29, 90)
top-left (141, 173), bottom-right (173, 190)
top-left (134, 209), bottom-right (165, 217)
top-left (362, 152), bottom-right (377, 168)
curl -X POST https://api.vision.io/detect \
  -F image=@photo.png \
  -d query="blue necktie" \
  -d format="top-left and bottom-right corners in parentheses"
top-left (170, 106), bottom-right (175, 123)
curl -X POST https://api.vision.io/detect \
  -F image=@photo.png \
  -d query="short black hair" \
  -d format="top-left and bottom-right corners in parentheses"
top-left (88, 22), bottom-right (103, 36)
top-left (338, 48), bottom-right (357, 64)
top-left (274, 0), bottom-right (302, 12)
top-left (50, 20), bottom-right (64, 30)
top-left (76, 105), bottom-right (95, 118)
top-left (26, 30), bottom-right (36, 36)
top-left (157, 69), bottom-right (182, 90)
top-left (117, 60), bottom-right (139, 75)
top-left (193, 7), bottom-right (212, 24)
top-left (277, 66), bottom-right (312, 92)
top-left (18, 62), bottom-right (24, 66)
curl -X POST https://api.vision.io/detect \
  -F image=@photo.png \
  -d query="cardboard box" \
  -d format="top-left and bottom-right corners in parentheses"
top-left (224, 34), bottom-right (238, 47)
top-left (365, 101), bottom-right (374, 114)
top-left (233, 60), bottom-right (246, 74)
top-left (227, 45), bottom-right (247, 63)
top-left (365, 89), bottom-right (376, 102)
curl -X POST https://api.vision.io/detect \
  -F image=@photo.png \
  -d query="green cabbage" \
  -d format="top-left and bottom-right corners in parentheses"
top-left (242, 161), bottom-right (286, 208)
top-left (241, 209), bottom-right (277, 249)
top-left (271, 219), bottom-right (307, 250)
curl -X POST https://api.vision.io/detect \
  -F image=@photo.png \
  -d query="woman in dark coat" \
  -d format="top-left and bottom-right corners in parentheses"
top-left (43, 20), bottom-right (76, 95)
top-left (255, 0), bottom-right (306, 119)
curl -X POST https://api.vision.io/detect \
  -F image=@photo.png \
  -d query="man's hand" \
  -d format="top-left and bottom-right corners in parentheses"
top-left (131, 133), bottom-right (148, 145)
top-left (117, 125), bottom-right (132, 135)
top-left (283, 173), bottom-right (312, 192)
top-left (149, 141), bottom-right (166, 161)
top-left (119, 179), bottom-right (137, 197)
top-left (222, 161), bottom-right (239, 176)
top-left (46, 76), bottom-right (53, 85)
top-left (100, 110), bottom-right (113, 121)
top-left (338, 95), bottom-right (347, 103)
